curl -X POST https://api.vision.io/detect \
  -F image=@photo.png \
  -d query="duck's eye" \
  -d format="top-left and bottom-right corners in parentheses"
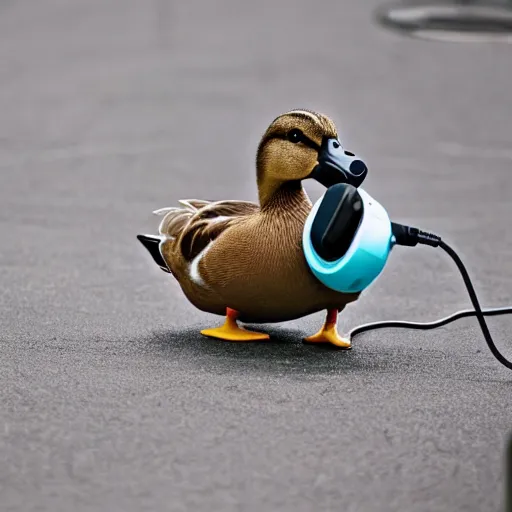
top-left (287, 129), bottom-right (303, 143)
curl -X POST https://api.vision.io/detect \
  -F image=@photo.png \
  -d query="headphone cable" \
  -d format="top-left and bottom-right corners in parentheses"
top-left (348, 226), bottom-right (512, 371)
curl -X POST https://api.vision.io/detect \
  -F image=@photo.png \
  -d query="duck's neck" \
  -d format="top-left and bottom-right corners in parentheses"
top-left (259, 180), bottom-right (312, 216)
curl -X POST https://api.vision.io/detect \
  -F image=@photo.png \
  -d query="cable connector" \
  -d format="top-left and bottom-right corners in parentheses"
top-left (391, 222), bottom-right (442, 248)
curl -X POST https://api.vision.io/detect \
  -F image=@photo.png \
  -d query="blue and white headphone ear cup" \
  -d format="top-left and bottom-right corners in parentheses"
top-left (303, 188), bottom-right (395, 294)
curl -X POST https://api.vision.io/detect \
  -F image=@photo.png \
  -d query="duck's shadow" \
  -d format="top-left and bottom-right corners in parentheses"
top-left (141, 324), bottom-right (496, 380)
top-left (146, 325), bottom-right (360, 377)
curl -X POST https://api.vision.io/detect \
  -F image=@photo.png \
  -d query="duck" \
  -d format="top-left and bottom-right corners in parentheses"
top-left (137, 109), bottom-right (368, 348)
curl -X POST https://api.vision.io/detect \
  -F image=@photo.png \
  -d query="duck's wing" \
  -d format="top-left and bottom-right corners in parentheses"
top-left (155, 199), bottom-right (259, 261)
top-left (179, 200), bottom-right (259, 262)
top-left (193, 200), bottom-right (259, 219)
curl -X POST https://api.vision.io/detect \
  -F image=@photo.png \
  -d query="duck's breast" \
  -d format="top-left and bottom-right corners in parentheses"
top-left (200, 213), bottom-right (356, 322)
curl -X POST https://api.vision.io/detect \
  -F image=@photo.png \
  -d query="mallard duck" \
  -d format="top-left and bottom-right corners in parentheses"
top-left (138, 109), bottom-right (368, 348)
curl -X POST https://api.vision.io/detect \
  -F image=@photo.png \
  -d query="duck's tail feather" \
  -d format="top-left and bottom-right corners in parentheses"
top-left (137, 234), bottom-right (171, 273)
top-left (158, 210), bottom-right (194, 237)
top-left (152, 207), bottom-right (181, 216)
top-left (153, 199), bottom-right (212, 237)
top-left (179, 199), bottom-right (211, 210)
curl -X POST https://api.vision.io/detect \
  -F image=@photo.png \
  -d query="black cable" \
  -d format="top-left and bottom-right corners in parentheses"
top-left (348, 306), bottom-right (512, 338)
top-left (348, 226), bottom-right (512, 371)
top-left (438, 240), bottom-right (512, 370)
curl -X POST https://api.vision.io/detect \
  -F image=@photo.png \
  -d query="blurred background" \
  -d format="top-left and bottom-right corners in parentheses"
top-left (1, 1), bottom-right (512, 511)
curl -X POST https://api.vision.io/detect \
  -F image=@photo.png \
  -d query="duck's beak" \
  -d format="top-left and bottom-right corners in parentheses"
top-left (309, 138), bottom-right (368, 188)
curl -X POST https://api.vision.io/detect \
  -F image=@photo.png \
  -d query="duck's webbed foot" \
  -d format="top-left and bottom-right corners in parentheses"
top-left (303, 309), bottom-right (351, 349)
top-left (201, 308), bottom-right (270, 341)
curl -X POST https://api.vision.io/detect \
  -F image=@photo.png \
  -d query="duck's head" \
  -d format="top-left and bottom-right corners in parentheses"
top-left (256, 109), bottom-right (368, 206)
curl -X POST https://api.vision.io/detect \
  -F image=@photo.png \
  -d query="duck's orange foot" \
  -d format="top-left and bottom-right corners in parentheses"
top-left (303, 323), bottom-right (351, 349)
top-left (201, 324), bottom-right (269, 341)
top-left (303, 309), bottom-right (351, 349)
top-left (201, 308), bottom-right (270, 342)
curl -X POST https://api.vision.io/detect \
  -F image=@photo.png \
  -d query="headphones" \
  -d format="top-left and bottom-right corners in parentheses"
top-left (301, 157), bottom-right (512, 372)
top-left (303, 183), bottom-right (394, 294)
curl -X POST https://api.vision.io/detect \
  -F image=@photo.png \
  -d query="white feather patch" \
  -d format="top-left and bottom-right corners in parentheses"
top-left (189, 241), bottom-right (214, 287)
top-left (187, 215), bottom-right (231, 286)
top-left (153, 207), bottom-right (180, 216)
top-left (178, 199), bottom-right (198, 211)
top-left (209, 215), bottom-right (230, 224)
top-left (158, 217), bottom-right (168, 235)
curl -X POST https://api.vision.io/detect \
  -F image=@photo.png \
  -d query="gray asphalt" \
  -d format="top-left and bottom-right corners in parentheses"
top-left (1, 1), bottom-right (512, 511)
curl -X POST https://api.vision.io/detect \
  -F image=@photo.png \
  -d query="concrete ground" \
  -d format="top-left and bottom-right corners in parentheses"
top-left (1, 0), bottom-right (512, 511)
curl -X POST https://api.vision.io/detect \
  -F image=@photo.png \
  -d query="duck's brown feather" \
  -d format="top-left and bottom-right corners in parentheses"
top-left (157, 199), bottom-right (259, 261)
